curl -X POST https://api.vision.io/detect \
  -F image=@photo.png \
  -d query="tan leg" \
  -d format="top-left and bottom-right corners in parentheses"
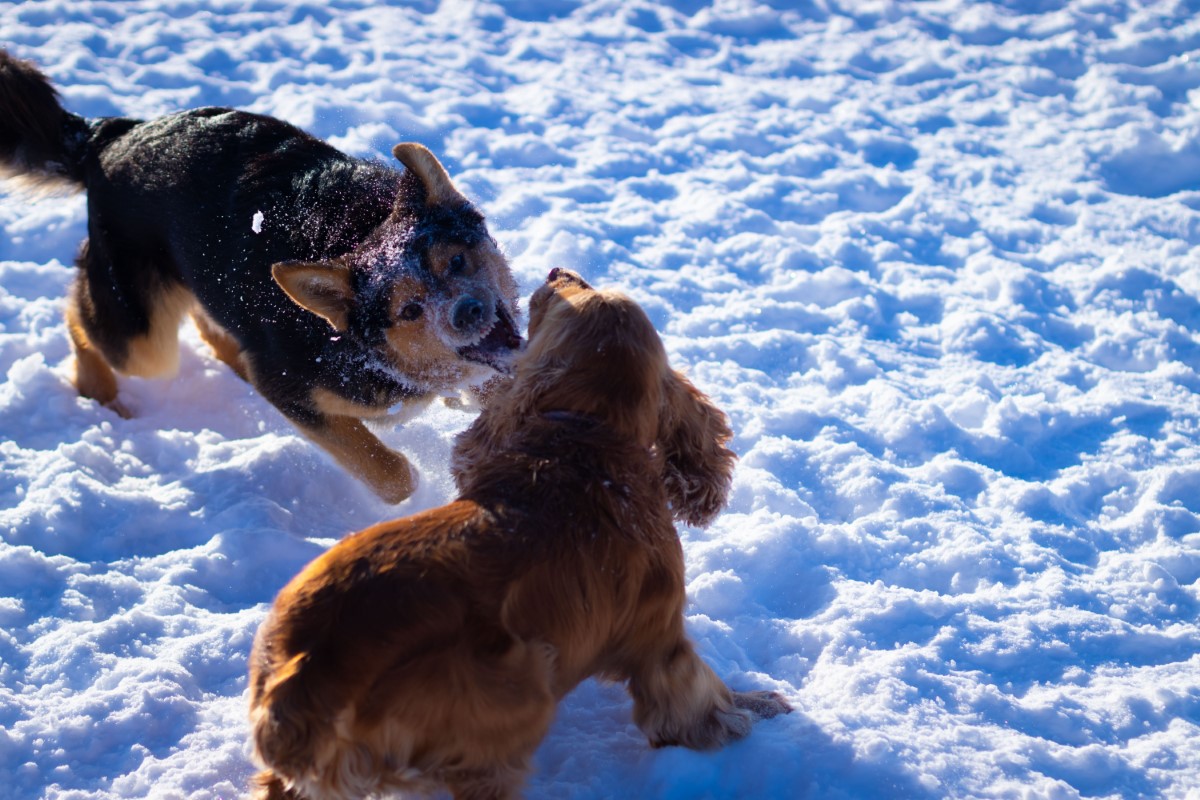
top-left (192, 309), bottom-right (249, 380)
top-left (299, 414), bottom-right (417, 503)
top-left (66, 299), bottom-right (129, 418)
top-left (119, 284), bottom-right (193, 379)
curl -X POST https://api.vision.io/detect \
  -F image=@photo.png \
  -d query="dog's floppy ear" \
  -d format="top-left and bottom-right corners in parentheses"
top-left (392, 143), bottom-right (468, 208)
top-left (658, 370), bottom-right (737, 528)
top-left (272, 260), bottom-right (353, 332)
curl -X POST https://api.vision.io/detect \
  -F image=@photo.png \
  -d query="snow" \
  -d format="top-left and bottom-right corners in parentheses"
top-left (2, 1), bottom-right (1199, 798)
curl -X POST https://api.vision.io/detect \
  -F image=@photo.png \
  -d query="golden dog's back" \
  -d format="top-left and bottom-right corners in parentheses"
top-left (249, 437), bottom-right (682, 798)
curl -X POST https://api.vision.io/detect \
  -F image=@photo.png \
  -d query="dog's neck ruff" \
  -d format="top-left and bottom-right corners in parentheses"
top-left (333, 347), bottom-right (426, 407)
top-left (534, 409), bottom-right (653, 461)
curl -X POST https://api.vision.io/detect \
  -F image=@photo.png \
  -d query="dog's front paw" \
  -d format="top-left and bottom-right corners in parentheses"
top-left (669, 691), bottom-right (790, 750)
top-left (369, 455), bottom-right (418, 504)
top-left (360, 453), bottom-right (417, 503)
top-left (647, 703), bottom-right (752, 751)
top-left (732, 690), bottom-right (793, 720)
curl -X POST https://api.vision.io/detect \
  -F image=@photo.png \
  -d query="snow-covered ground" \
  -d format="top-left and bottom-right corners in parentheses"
top-left (2, 1), bottom-right (1200, 798)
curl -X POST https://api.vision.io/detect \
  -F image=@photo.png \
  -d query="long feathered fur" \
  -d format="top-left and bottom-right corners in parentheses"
top-left (248, 269), bottom-right (791, 800)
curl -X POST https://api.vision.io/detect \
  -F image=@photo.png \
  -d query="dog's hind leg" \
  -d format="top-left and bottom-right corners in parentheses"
top-left (67, 237), bottom-right (193, 413)
top-left (118, 280), bottom-right (193, 379)
top-left (65, 291), bottom-right (124, 415)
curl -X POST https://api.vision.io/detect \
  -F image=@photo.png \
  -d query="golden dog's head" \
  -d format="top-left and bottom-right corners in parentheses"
top-left (455, 268), bottom-right (736, 527)
top-left (272, 143), bottom-right (522, 392)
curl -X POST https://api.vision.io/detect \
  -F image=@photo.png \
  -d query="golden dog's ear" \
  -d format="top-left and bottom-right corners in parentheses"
top-left (392, 143), bottom-right (469, 209)
top-left (272, 260), bottom-right (353, 331)
top-left (658, 370), bottom-right (737, 527)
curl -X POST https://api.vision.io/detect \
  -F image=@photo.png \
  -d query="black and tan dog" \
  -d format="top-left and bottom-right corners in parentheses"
top-left (0, 51), bottom-right (521, 503)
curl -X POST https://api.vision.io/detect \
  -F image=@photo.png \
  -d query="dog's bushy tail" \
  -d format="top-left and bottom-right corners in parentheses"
top-left (0, 50), bottom-right (90, 194)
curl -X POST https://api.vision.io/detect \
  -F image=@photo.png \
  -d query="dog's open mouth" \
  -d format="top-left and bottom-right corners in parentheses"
top-left (457, 305), bottom-right (522, 373)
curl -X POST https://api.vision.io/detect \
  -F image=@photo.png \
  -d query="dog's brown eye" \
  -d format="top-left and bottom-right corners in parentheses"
top-left (449, 253), bottom-right (465, 273)
top-left (399, 303), bottom-right (423, 321)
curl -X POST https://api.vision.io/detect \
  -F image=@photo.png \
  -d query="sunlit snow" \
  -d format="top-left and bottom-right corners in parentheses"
top-left (1, 2), bottom-right (1199, 799)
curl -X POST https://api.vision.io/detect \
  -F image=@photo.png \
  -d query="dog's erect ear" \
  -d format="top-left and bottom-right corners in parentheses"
top-left (658, 370), bottom-right (737, 528)
top-left (272, 260), bottom-right (353, 332)
top-left (392, 143), bottom-right (469, 208)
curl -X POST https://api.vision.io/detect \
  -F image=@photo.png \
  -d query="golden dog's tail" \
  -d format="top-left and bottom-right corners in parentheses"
top-left (0, 50), bottom-right (91, 195)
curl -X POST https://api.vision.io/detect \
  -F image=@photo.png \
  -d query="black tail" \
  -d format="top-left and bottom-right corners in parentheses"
top-left (0, 50), bottom-right (90, 194)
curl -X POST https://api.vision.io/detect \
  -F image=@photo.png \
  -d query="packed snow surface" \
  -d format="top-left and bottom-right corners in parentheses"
top-left (2, 1), bottom-right (1199, 798)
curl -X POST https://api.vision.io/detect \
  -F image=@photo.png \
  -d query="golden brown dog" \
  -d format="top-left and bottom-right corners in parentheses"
top-left (247, 268), bottom-right (791, 800)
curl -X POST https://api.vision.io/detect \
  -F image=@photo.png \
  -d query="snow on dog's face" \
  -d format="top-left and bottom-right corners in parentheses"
top-left (272, 143), bottom-right (522, 392)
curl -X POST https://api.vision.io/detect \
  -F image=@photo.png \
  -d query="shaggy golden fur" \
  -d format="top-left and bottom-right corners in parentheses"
top-left (247, 268), bottom-right (792, 800)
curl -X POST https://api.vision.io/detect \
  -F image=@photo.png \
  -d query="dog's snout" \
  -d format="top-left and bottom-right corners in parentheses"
top-left (546, 268), bottom-right (589, 290)
top-left (453, 297), bottom-right (485, 331)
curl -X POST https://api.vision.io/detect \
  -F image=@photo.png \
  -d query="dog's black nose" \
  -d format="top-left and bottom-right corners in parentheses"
top-left (548, 267), bottom-right (562, 281)
top-left (452, 297), bottom-right (485, 331)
